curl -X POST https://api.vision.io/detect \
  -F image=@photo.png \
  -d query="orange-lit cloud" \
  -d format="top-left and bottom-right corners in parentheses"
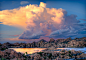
top-left (0, 9), bottom-right (27, 28)
top-left (0, 2), bottom-right (65, 29)
top-left (1, 2), bottom-right (85, 39)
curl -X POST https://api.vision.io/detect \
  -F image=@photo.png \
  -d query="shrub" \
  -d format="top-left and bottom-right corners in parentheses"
top-left (68, 50), bottom-right (71, 53)
top-left (44, 56), bottom-right (46, 59)
top-left (69, 54), bottom-right (72, 57)
top-left (48, 53), bottom-right (52, 58)
top-left (26, 52), bottom-right (27, 54)
top-left (1, 57), bottom-right (6, 60)
top-left (61, 53), bottom-right (65, 55)
top-left (0, 55), bottom-right (1, 58)
top-left (6, 57), bottom-right (10, 59)
top-left (1, 48), bottom-right (6, 50)
top-left (28, 56), bottom-right (31, 58)
top-left (37, 52), bottom-right (43, 56)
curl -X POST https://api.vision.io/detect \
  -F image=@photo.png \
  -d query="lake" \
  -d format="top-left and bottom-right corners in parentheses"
top-left (10, 47), bottom-right (86, 54)
top-left (10, 48), bottom-right (46, 54)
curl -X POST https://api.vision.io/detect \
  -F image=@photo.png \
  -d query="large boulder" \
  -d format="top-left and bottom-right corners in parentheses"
top-left (48, 46), bottom-right (57, 50)
top-left (49, 38), bottom-right (55, 43)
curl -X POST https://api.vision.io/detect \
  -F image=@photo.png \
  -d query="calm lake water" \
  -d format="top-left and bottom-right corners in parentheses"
top-left (10, 48), bottom-right (46, 54)
top-left (10, 47), bottom-right (86, 54)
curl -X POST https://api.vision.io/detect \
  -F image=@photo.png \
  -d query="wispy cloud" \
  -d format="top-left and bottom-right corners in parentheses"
top-left (20, 1), bottom-right (29, 5)
top-left (79, 19), bottom-right (86, 21)
top-left (9, 35), bottom-right (19, 37)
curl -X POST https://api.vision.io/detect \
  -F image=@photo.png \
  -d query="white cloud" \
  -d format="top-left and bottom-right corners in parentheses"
top-left (20, 1), bottom-right (29, 5)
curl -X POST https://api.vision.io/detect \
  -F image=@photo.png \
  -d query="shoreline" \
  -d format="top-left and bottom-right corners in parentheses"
top-left (0, 47), bottom-right (86, 60)
top-left (0, 37), bottom-right (86, 60)
top-left (0, 37), bottom-right (86, 50)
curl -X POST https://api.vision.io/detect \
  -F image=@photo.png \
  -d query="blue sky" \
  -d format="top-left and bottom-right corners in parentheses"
top-left (0, 0), bottom-right (86, 43)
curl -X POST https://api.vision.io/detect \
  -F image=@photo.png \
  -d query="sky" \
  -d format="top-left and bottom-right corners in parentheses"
top-left (0, 0), bottom-right (86, 43)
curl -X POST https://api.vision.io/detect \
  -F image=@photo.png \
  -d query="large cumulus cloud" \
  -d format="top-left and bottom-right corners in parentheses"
top-left (0, 2), bottom-right (86, 39)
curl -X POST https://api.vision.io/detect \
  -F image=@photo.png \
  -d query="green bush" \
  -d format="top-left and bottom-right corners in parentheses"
top-left (69, 54), bottom-right (72, 57)
top-left (0, 45), bottom-right (2, 46)
top-left (1, 48), bottom-right (6, 50)
top-left (61, 53), bottom-right (65, 55)
top-left (37, 52), bottom-right (43, 56)
top-left (26, 52), bottom-right (27, 54)
top-left (48, 53), bottom-right (52, 58)
top-left (28, 56), bottom-right (31, 58)
top-left (44, 56), bottom-right (46, 59)
top-left (0, 55), bottom-right (1, 58)
top-left (68, 50), bottom-right (71, 53)
top-left (17, 58), bottom-right (19, 60)
top-left (6, 57), bottom-right (10, 59)
top-left (1, 57), bottom-right (6, 60)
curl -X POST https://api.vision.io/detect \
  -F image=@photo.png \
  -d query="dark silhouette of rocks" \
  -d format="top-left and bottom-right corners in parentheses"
top-left (0, 49), bottom-right (31, 60)
top-left (0, 37), bottom-right (86, 49)
top-left (49, 38), bottom-right (55, 43)
top-left (0, 48), bottom-right (86, 60)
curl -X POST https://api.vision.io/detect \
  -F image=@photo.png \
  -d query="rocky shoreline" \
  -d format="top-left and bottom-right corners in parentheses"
top-left (0, 37), bottom-right (86, 60)
top-left (0, 47), bottom-right (86, 60)
top-left (0, 37), bottom-right (86, 50)
top-left (0, 49), bottom-right (30, 60)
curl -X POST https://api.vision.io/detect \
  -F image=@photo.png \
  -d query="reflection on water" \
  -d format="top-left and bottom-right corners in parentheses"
top-left (10, 47), bottom-right (86, 54)
top-left (64, 47), bottom-right (86, 53)
top-left (10, 48), bottom-right (46, 54)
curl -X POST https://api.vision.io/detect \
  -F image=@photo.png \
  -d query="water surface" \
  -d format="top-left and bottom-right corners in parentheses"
top-left (10, 47), bottom-right (86, 54)
top-left (10, 48), bottom-right (46, 54)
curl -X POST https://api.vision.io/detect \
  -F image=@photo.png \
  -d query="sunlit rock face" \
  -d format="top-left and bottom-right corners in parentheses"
top-left (0, 2), bottom-right (86, 39)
